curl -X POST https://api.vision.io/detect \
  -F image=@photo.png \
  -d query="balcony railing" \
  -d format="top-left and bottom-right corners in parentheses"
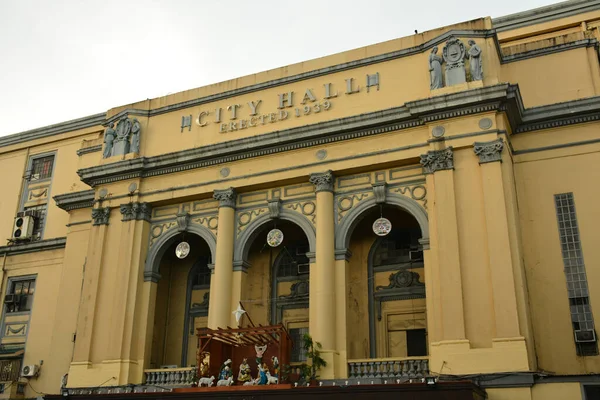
top-left (348, 357), bottom-right (429, 379)
top-left (144, 367), bottom-right (196, 386)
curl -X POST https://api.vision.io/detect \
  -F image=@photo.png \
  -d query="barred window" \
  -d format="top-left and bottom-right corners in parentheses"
top-left (28, 155), bottom-right (54, 181)
top-left (6, 278), bottom-right (36, 313)
top-left (372, 229), bottom-right (422, 268)
top-left (23, 205), bottom-right (47, 240)
top-left (554, 193), bottom-right (597, 356)
top-left (289, 327), bottom-right (308, 362)
top-left (276, 246), bottom-right (309, 279)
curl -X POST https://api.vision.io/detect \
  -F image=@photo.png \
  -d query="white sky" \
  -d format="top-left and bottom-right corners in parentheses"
top-left (0, 0), bottom-right (558, 137)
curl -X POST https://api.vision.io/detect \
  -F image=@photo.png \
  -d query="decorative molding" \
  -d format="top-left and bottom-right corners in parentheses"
top-left (337, 192), bottom-right (370, 222)
top-left (278, 280), bottom-right (309, 301)
top-left (501, 39), bottom-right (597, 63)
top-left (54, 190), bottom-right (95, 211)
top-left (149, 221), bottom-right (177, 249)
top-left (394, 183), bottom-right (428, 209)
top-left (120, 202), bottom-right (152, 222)
top-left (478, 118), bottom-right (493, 130)
top-left (77, 144), bottom-right (102, 156)
top-left (233, 260), bottom-right (251, 273)
top-left (372, 182), bottom-right (387, 204)
top-left (474, 138), bottom-right (504, 163)
top-left (176, 212), bottom-right (191, 232)
top-left (375, 270), bottom-right (424, 291)
top-left (91, 207), bottom-right (111, 226)
top-left (335, 248), bottom-right (353, 261)
top-left (0, 237), bottom-right (66, 256)
top-left (420, 147), bottom-right (454, 174)
top-left (285, 200), bottom-right (316, 225)
top-left (309, 170), bottom-right (334, 193)
top-left (267, 198), bottom-right (281, 219)
top-left (236, 208), bottom-right (266, 235)
top-left (213, 188), bottom-right (237, 208)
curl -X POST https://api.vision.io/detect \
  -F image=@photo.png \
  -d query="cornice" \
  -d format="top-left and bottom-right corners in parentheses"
top-left (76, 144), bottom-right (102, 156)
top-left (54, 190), bottom-right (95, 211)
top-left (502, 39), bottom-right (597, 64)
top-left (0, 237), bottom-right (67, 256)
top-left (0, 113), bottom-right (105, 149)
top-left (492, 0), bottom-right (600, 33)
top-left (76, 84), bottom-right (600, 186)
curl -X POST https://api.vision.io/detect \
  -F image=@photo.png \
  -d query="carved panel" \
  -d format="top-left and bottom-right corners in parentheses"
top-left (393, 182), bottom-right (428, 209)
top-left (236, 208), bottom-right (267, 236)
top-left (4, 323), bottom-right (27, 337)
top-left (149, 221), bottom-right (177, 248)
top-left (336, 192), bottom-right (370, 222)
top-left (192, 214), bottom-right (219, 236)
top-left (285, 200), bottom-right (316, 225)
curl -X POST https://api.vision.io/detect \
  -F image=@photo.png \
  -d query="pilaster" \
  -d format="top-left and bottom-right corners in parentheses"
top-left (209, 188), bottom-right (236, 329)
top-left (309, 171), bottom-right (336, 379)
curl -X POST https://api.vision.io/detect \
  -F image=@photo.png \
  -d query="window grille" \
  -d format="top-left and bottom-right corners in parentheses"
top-left (554, 193), bottom-right (598, 356)
top-left (28, 155), bottom-right (54, 181)
top-left (6, 278), bottom-right (35, 313)
top-left (276, 246), bottom-right (309, 278)
top-left (23, 205), bottom-right (47, 239)
top-left (373, 229), bottom-right (422, 268)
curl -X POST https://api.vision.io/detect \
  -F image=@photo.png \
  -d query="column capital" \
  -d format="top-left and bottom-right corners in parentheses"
top-left (474, 138), bottom-right (504, 164)
top-left (309, 170), bottom-right (335, 193)
top-left (213, 187), bottom-right (237, 208)
top-left (91, 207), bottom-right (111, 226)
top-left (420, 147), bottom-right (454, 174)
top-left (120, 202), bottom-right (152, 222)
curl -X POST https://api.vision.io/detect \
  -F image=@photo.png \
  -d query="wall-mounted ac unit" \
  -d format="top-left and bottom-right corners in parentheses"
top-left (3, 294), bottom-right (19, 305)
top-left (575, 329), bottom-right (596, 343)
top-left (21, 364), bottom-right (39, 378)
top-left (12, 215), bottom-right (34, 241)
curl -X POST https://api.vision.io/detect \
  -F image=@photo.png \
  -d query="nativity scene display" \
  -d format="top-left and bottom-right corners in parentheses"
top-left (193, 303), bottom-right (291, 389)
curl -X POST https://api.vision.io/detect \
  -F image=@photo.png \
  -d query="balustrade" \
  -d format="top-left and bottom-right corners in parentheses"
top-left (347, 358), bottom-right (429, 379)
top-left (144, 367), bottom-right (196, 386)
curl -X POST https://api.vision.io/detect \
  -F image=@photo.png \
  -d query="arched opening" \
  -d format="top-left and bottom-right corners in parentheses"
top-left (150, 232), bottom-right (212, 368)
top-left (345, 204), bottom-right (427, 359)
top-left (241, 219), bottom-right (310, 363)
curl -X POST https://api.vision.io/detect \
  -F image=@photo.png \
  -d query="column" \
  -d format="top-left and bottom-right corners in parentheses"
top-left (420, 147), bottom-right (466, 341)
top-left (230, 261), bottom-right (248, 327)
top-left (334, 251), bottom-right (350, 379)
top-left (474, 139), bottom-right (520, 338)
top-left (209, 188), bottom-right (237, 329)
top-left (309, 171), bottom-right (336, 379)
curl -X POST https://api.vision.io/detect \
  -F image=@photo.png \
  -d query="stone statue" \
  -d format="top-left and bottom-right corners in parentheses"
top-left (442, 38), bottom-right (467, 86)
top-left (103, 123), bottom-right (116, 158)
top-left (237, 358), bottom-right (252, 383)
top-left (467, 40), bottom-right (483, 81)
top-left (130, 119), bottom-right (141, 153)
top-left (218, 359), bottom-right (233, 381)
top-left (429, 47), bottom-right (443, 90)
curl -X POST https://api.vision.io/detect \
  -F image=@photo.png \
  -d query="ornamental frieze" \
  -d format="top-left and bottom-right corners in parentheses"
top-left (149, 221), bottom-right (177, 248)
top-left (394, 183), bottom-right (428, 210)
top-left (120, 202), bottom-right (152, 222)
top-left (192, 215), bottom-right (218, 236)
top-left (420, 147), bottom-right (454, 174)
top-left (473, 138), bottom-right (504, 164)
top-left (91, 207), bottom-right (111, 226)
top-left (336, 193), bottom-right (370, 222)
top-left (236, 208), bottom-right (267, 236)
top-left (286, 200), bottom-right (316, 225)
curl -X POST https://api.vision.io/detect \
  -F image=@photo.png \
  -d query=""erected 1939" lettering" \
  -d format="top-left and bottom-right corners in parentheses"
top-left (180, 73), bottom-right (379, 133)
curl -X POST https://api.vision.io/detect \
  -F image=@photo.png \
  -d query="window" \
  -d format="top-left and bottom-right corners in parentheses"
top-left (373, 229), bottom-right (423, 268)
top-left (554, 193), bottom-right (597, 356)
top-left (276, 246), bottom-right (309, 279)
top-left (28, 155), bottom-right (54, 181)
top-left (23, 205), bottom-right (47, 240)
top-left (406, 329), bottom-right (427, 357)
top-left (289, 327), bottom-right (308, 362)
top-left (191, 257), bottom-right (211, 288)
top-left (6, 278), bottom-right (35, 313)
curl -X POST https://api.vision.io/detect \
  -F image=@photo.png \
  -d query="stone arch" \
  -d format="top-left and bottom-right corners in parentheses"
top-left (144, 224), bottom-right (217, 282)
top-left (335, 192), bottom-right (429, 252)
top-left (234, 209), bottom-right (316, 266)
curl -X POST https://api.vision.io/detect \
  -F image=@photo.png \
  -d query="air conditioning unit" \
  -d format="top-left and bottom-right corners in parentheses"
top-left (21, 364), bottom-right (39, 378)
top-left (12, 215), bottom-right (34, 241)
top-left (575, 329), bottom-right (596, 343)
top-left (3, 294), bottom-right (19, 305)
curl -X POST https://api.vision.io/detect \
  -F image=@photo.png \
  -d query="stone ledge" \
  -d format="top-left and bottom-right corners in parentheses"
top-left (0, 237), bottom-right (66, 255)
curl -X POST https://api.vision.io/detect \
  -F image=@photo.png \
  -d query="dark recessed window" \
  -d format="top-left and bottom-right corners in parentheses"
top-left (29, 155), bottom-right (54, 181)
top-left (289, 327), bottom-right (308, 362)
top-left (6, 279), bottom-right (36, 313)
top-left (406, 329), bottom-right (427, 357)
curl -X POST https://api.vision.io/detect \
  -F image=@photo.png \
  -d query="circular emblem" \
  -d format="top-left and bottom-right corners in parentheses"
top-left (372, 218), bottom-right (392, 236)
top-left (128, 182), bottom-right (138, 193)
top-left (394, 270), bottom-right (413, 287)
top-left (98, 188), bottom-right (108, 199)
top-left (315, 150), bottom-right (328, 160)
top-left (267, 229), bottom-right (284, 247)
top-left (220, 167), bottom-right (230, 177)
top-left (478, 118), bottom-right (493, 130)
top-left (175, 242), bottom-right (190, 259)
top-left (443, 38), bottom-right (466, 64)
top-left (432, 126), bottom-right (445, 138)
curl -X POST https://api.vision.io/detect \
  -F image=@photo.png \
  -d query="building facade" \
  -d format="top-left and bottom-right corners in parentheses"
top-left (1, 1), bottom-right (600, 399)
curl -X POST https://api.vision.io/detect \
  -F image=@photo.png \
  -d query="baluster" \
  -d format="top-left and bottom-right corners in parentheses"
top-left (401, 360), bottom-right (409, 377)
top-left (380, 361), bottom-right (389, 378)
top-left (374, 362), bottom-right (382, 378)
top-left (367, 362), bottom-right (375, 378)
top-left (189, 369), bottom-right (195, 384)
top-left (348, 363), bottom-right (355, 378)
top-left (423, 359), bottom-right (429, 375)
top-left (360, 362), bottom-right (366, 378)
top-left (408, 360), bottom-right (416, 378)
top-left (415, 360), bottom-right (423, 377)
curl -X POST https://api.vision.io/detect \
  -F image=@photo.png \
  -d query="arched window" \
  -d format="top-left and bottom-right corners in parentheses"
top-left (275, 245), bottom-right (310, 279)
top-left (191, 256), bottom-right (211, 288)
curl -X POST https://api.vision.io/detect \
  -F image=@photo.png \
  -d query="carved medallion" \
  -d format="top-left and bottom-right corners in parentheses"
top-left (175, 242), bottom-right (190, 259)
top-left (267, 229), bottom-right (284, 247)
top-left (372, 217), bottom-right (392, 236)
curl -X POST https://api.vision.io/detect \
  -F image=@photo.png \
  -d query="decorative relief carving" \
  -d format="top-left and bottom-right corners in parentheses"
top-left (28, 188), bottom-right (48, 200)
top-left (5, 324), bottom-right (26, 336)
top-left (309, 170), bottom-right (334, 193)
top-left (474, 138), bottom-right (504, 164)
top-left (279, 280), bottom-right (309, 300)
top-left (286, 201), bottom-right (316, 224)
top-left (478, 118), bottom-right (493, 130)
top-left (376, 270), bottom-right (424, 291)
top-left (372, 182), bottom-right (387, 204)
top-left (192, 215), bottom-right (219, 235)
top-left (420, 147), bottom-right (454, 174)
top-left (443, 38), bottom-right (467, 86)
top-left (92, 207), bottom-right (110, 226)
top-left (237, 208), bottom-right (266, 235)
top-left (120, 202), bottom-right (152, 222)
top-left (103, 116), bottom-right (142, 158)
top-left (374, 270), bottom-right (426, 321)
top-left (337, 193), bottom-right (370, 222)
top-left (467, 40), bottom-right (483, 81)
top-left (394, 184), bottom-right (428, 209)
top-left (213, 187), bottom-right (237, 208)
top-left (149, 221), bottom-right (177, 248)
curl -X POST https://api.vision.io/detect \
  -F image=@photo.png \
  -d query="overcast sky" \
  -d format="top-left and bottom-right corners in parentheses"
top-left (0, 0), bottom-right (558, 137)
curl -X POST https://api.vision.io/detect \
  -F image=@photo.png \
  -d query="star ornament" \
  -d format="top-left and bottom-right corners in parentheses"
top-left (232, 304), bottom-right (246, 323)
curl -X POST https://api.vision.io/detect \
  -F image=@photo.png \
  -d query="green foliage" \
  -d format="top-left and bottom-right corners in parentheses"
top-left (282, 333), bottom-right (327, 384)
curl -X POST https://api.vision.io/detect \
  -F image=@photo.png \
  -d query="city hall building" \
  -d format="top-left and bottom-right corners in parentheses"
top-left (1, 1), bottom-right (600, 399)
